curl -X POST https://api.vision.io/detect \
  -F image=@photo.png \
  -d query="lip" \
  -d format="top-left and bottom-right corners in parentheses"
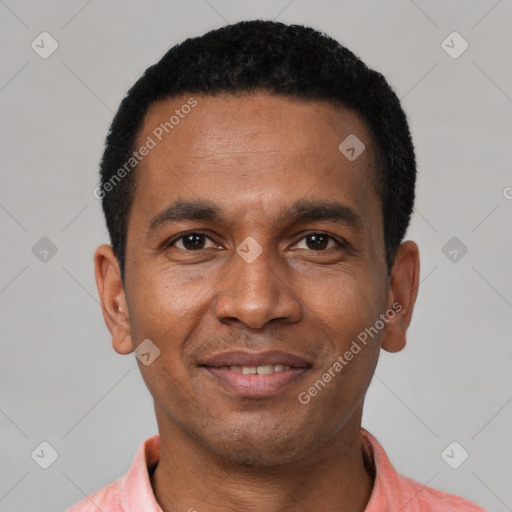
top-left (199, 350), bottom-right (313, 398)
top-left (203, 366), bottom-right (310, 397)
top-left (199, 350), bottom-right (312, 369)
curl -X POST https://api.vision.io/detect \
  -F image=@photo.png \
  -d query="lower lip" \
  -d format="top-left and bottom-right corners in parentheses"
top-left (203, 367), bottom-right (310, 397)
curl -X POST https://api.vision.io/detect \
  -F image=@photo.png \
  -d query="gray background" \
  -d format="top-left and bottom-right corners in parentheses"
top-left (1, 1), bottom-right (511, 511)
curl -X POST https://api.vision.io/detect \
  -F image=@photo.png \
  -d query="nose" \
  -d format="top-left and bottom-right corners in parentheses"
top-left (214, 243), bottom-right (302, 330)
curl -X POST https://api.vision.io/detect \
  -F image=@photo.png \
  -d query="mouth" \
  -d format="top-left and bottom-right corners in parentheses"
top-left (199, 350), bottom-right (312, 397)
top-left (214, 363), bottom-right (296, 374)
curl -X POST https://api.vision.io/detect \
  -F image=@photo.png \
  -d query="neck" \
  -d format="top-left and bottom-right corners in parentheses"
top-left (151, 412), bottom-right (374, 512)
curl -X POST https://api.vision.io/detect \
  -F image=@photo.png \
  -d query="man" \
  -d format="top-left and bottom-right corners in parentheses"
top-left (68, 19), bottom-right (486, 511)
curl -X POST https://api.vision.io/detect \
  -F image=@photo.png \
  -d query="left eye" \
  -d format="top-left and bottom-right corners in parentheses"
top-left (295, 233), bottom-right (341, 251)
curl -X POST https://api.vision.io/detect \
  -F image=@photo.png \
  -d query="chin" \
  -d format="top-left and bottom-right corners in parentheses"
top-left (201, 422), bottom-right (313, 467)
top-left (215, 443), bottom-right (303, 467)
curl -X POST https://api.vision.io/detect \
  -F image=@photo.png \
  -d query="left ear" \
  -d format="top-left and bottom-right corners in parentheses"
top-left (381, 240), bottom-right (420, 353)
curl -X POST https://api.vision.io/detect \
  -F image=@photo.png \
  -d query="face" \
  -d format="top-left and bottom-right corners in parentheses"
top-left (96, 92), bottom-right (419, 466)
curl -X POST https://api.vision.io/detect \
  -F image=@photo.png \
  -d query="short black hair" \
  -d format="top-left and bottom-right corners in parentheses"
top-left (98, 19), bottom-right (416, 282)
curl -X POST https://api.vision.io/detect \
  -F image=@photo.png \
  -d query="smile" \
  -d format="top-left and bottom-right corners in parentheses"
top-left (227, 364), bottom-right (292, 374)
top-left (203, 365), bottom-right (310, 397)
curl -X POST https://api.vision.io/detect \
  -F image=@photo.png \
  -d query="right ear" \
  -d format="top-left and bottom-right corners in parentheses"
top-left (94, 244), bottom-right (134, 354)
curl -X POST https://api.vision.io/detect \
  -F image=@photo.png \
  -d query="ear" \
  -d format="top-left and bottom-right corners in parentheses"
top-left (381, 240), bottom-right (420, 353)
top-left (94, 244), bottom-right (134, 355)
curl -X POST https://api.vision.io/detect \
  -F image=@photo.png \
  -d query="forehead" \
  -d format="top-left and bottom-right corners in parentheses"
top-left (129, 92), bottom-right (381, 237)
top-left (138, 92), bottom-right (376, 168)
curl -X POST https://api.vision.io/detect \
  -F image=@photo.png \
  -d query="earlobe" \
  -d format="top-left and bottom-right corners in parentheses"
top-left (94, 244), bottom-right (134, 355)
top-left (381, 241), bottom-right (420, 354)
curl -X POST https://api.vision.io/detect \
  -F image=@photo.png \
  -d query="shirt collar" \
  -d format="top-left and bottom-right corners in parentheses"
top-left (120, 434), bottom-right (163, 511)
top-left (361, 427), bottom-right (402, 511)
top-left (120, 428), bottom-right (397, 511)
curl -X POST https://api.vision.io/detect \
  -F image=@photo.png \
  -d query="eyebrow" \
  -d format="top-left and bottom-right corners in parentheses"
top-left (148, 198), bottom-right (364, 234)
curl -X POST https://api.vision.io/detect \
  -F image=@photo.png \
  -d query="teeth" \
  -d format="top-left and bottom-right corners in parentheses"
top-left (229, 364), bottom-right (292, 374)
top-left (255, 365), bottom-right (274, 375)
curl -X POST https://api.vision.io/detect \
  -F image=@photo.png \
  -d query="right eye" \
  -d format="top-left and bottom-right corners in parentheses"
top-left (164, 231), bottom-right (218, 251)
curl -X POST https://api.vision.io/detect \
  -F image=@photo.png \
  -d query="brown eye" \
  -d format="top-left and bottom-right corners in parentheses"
top-left (167, 232), bottom-right (216, 251)
top-left (296, 233), bottom-right (341, 251)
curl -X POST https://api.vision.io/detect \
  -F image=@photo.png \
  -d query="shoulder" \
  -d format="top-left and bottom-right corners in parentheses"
top-left (64, 434), bottom-right (161, 511)
top-left (361, 429), bottom-right (487, 511)
top-left (398, 472), bottom-right (488, 511)
top-left (64, 477), bottom-right (122, 512)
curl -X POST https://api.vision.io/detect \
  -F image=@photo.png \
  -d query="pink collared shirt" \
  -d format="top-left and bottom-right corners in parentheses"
top-left (65, 429), bottom-right (487, 511)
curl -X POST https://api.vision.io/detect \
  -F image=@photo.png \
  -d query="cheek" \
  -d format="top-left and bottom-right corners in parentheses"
top-left (127, 264), bottom-right (207, 343)
top-left (307, 269), bottom-right (383, 341)
top-left (126, 267), bottom-right (213, 391)
top-left (302, 273), bottom-right (384, 400)
top-left (139, 358), bottom-right (203, 432)
top-left (304, 288), bottom-right (382, 407)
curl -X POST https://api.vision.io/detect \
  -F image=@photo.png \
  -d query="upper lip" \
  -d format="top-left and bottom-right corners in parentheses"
top-left (200, 350), bottom-right (312, 368)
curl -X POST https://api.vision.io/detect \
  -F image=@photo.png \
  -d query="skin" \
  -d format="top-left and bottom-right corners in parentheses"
top-left (94, 92), bottom-right (420, 512)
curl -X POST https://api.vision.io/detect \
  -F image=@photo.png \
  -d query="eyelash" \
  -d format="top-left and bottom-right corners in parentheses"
top-left (163, 231), bottom-right (347, 252)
